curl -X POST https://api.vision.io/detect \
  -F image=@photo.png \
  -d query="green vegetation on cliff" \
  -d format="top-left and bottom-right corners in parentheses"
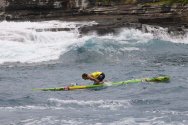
top-left (154, 0), bottom-right (188, 4)
top-left (169, 0), bottom-right (188, 4)
top-left (95, 0), bottom-right (188, 5)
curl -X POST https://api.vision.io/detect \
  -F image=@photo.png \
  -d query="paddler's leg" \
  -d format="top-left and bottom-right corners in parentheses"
top-left (93, 73), bottom-right (105, 85)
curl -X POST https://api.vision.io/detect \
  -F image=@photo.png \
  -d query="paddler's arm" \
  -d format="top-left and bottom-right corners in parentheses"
top-left (87, 74), bottom-right (100, 83)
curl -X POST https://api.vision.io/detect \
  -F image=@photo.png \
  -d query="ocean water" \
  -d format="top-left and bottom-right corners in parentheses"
top-left (0, 20), bottom-right (188, 125)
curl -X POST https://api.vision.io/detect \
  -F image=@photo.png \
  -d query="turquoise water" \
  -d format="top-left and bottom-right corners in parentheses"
top-left (0, 21), bottom-right (188, 125)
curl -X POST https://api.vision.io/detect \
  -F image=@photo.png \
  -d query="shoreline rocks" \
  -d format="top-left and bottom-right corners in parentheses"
top-left (0, 2), bottom-right (188, 35)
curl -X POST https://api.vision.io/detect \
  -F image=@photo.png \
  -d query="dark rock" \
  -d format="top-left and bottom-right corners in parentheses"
top-left (79, 24), bottom-right (117, 35)
top-left (0, 0), bottom-right (187, 35)
top-left (35, 28), bottom-right (73, 32)
top-left (138, 16), bottom-right (180, 25)
top-left (161, 5), bottom-right (171, 13)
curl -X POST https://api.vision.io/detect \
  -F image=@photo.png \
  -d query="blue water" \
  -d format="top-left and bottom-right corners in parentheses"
top-left (0, 21), bottom-right (188, 125)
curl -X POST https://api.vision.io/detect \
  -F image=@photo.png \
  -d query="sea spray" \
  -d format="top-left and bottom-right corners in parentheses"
top-left (0, 21), bottom-right (187, 65)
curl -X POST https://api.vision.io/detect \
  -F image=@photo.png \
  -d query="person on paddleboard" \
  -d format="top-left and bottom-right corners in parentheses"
top-left (82, 71), bottom-right (105, 85)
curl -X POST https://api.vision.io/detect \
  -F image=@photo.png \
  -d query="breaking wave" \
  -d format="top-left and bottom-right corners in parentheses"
top-left (0, 20), bottom-right (187, 65)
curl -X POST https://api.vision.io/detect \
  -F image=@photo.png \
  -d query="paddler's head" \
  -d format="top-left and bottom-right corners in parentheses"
top-left (82, 73), bottom-right (88, 80)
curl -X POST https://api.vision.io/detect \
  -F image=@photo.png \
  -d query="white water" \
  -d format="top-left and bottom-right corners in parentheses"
top-left (0, 21), bottom-right (96, 64)
top-left (0, 21), bottom-right (187, 64)
top-left (142, 25), bottom-right (188, 44)
top-left (0, 98), bottom-right (131, 112)
top-left (48, 98), bottom-right (131, 110)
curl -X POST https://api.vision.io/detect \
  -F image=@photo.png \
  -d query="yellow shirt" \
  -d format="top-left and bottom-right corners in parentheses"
top-left (90, 72), bottom-right (102, 79)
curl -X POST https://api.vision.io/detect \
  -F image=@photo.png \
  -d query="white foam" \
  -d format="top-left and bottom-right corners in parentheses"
top-left (0, 105), bottom-right (64, 111)
top-left (0, 20), bottom-right (96, 64)
top-left (119, 47), bottom-right (140, 51)
top-left (143, 25), bottom-right (188, 44)
top-left (117, 28), bottom-right (154, 44)
top-left (104, 82), bottom-right (113, 86)
top-left (109, 117), bottom-right (187, 125)
top-left (0, 99), bottom-right (131, 112)
top-left (48, 98), bottom-right (131, 110)
top-left (149, 110), bottom-right (188, 116)
top-left (0, 21), bottom-right (187, 64)
top-left (20, 116), bottom-right (83, 125)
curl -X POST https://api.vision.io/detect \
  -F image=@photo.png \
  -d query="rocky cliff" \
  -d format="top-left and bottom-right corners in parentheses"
top-left (0, 0), bottom-right (188, 34)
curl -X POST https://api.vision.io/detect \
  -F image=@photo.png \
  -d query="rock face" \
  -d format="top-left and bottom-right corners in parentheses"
top-left (0, 0), bottom-right (89, 20)
top-left (0, 0), bottom-right (187, 34)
